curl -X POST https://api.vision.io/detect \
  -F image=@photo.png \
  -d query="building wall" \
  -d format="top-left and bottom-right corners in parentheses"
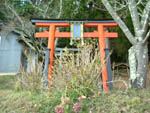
top-left (0, 32), bottom-right (23, 73)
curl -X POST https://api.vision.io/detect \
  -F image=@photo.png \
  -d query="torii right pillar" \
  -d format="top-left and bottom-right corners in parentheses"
top-left (98, 25), bottom-right (113, 92)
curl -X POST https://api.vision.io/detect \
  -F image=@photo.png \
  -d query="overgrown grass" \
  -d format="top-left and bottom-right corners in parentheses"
top-left (0, 76), bottom-right (150, 113)
top-left (52, 44), bottom-right (101, 97)
top-left (14, 59), bottom-right (44, 93)
top-left (0, 80), bottom-right (150, 113)
top-left (0, 44), bottom-right (150, 113)
top-left (0, 75), bottom-right (15, 90)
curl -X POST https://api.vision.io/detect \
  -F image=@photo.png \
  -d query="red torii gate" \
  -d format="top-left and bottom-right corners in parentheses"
top-left (31, 19), bottom-right (118, 92)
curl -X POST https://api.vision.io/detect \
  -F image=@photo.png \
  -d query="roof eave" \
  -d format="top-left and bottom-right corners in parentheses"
top-left (30, 18), bottom-right (116, 24)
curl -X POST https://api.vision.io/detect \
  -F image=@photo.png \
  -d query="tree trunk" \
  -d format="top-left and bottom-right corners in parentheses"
top-left (129, 43), bottom-right (149, 88)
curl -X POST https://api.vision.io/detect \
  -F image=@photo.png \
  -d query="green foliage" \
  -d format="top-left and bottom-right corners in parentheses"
top-left (0, 11), bottom-right (6, 22)
top-left (0, 3), bottom-right (6, 22)
top-left (61, 0), bottom-right (107, 19)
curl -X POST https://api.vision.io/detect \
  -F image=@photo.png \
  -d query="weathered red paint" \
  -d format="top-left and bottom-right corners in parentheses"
top-left (34, 22), bottom-right (118, 92)
top-left (48, 25), bottom-right (56, 83)
top-left (98, 25), bottom-right (109, 92)
top-left (35, 31), bottom-right (118, 38)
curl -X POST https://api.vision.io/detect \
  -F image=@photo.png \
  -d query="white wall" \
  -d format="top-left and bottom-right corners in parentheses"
top-left (0, 32), bottom-right (23, 73)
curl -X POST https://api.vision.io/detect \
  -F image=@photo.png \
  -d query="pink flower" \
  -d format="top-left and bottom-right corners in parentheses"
top-left (61, 97), bottom-right (70, 104)
top-left (73, 103), bottom-right (82, 113)
top-left (55, 105), bottom-right (64, 113)
top-left (77, 95), bottom-right (86, 101)
top-left (89, 111), bottom-right (93, 113)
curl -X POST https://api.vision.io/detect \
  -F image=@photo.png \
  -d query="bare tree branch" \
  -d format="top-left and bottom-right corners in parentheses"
top-left (57, 0), bottom-right (63, 18)
top-left (137, 0), bottom-right (142, 6)
top-left (55, 0), bottom-right (63, 48)
top-left (93, 5), bottom-right (107, 12)
top-left (111, 0), bottom-right (128, 11)
top-left (102, 0), bottom-right (137, 45)
top-left (128, 0), bottom-right (141, 36)
top-left (14, 29), bottom-right (36, 51)
top-left (5, 4), bottom-right (24, 29)
top-left (141, 1), bottom-right (150, 37)
top-left (28, 0), bottom-right (44, 12)
top-left (137, 6), bottom-right (143, 16)
top-left (93, 0), bottom-right (127, 12)
top-left (143, 30), bottom-right (150, 44)
top-left (3, 0), bottom-right (64, 54)
top-left (43, 0), bottom-right (54, 18)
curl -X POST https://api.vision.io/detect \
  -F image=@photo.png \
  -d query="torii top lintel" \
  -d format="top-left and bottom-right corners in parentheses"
top-left (31, 19), bottom-right (118, 39)
top-left (31, 18), bottom-right (117, 27)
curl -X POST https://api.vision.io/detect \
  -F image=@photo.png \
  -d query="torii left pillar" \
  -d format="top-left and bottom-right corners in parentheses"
top-left (47, 25), bottom-right (56, 83)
